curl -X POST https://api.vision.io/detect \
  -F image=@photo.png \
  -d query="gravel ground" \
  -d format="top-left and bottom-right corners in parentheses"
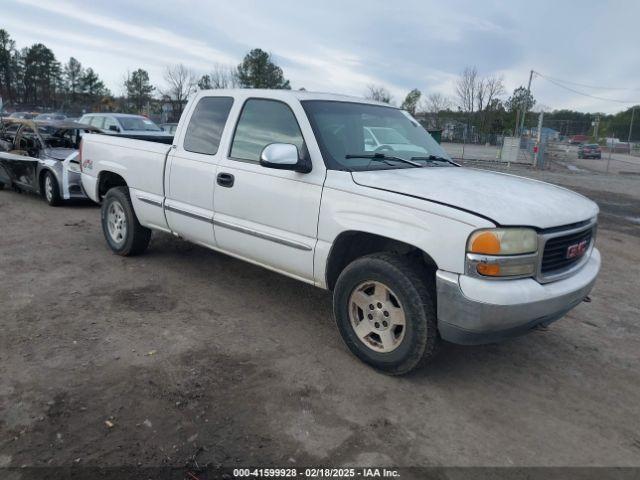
top-left (1, 162), bottom-right (639, 471)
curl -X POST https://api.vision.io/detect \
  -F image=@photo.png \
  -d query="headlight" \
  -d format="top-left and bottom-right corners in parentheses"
top-left (466, 228), bottom-right (539, 279)
top-left (468, 228), bottom-right (537, 255)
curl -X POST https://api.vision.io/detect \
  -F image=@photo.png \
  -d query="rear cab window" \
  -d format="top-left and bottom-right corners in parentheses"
top-left (183, 97), bottom-right (234, 155)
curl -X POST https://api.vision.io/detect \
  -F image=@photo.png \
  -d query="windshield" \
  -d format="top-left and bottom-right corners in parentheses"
top-left (302, 100), bottom-right (452, 170)
top-left (117, 116), bottom-right (161, 131)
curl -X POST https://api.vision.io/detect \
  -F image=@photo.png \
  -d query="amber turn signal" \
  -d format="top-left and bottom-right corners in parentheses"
top-left (476, 263), bottom-right (501, 276)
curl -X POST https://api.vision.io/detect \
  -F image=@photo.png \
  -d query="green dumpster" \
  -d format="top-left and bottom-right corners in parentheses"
top-left (427, 129), bottom-right (442, 144)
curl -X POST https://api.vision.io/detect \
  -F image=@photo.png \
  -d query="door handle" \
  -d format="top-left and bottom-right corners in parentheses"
top-left (217, 172), bottom-right (234, 188)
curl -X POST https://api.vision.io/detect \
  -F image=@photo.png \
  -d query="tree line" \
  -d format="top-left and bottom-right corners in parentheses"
top-left (1, 28), bottom-right (636, 141)
top-left (365, 68), bottom-right (537, 142)
top-left (366, 67), bottom-right (638, 142)
top-left (0, 29), bottom-right (290, 119)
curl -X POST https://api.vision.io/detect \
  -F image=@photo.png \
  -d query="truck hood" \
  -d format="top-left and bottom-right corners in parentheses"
top-left (351, 166), bottom-right (599, 229)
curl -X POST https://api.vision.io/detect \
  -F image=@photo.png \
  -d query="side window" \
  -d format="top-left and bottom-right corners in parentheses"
top-left (183, 97), bottom-right (234, 155)
top-left (103, 117), bottom-right (118, 131)
top-left (231, 99), bottom-right (304, 162)
top-left (90, 116), bottom-right (105, 129)
top-left (363, 128), bottom-right (376, 149)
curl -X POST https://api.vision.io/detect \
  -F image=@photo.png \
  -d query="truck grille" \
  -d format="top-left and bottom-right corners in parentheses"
top-left (541, 227), bottom-right (594, 274)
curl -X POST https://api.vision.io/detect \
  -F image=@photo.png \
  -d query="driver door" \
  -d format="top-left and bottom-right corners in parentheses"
top-left (212, 97), bottom-right (324, 282)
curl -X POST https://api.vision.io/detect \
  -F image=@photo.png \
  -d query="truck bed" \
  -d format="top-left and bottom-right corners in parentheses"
top-left (81, 133), bottom-right (172, 204)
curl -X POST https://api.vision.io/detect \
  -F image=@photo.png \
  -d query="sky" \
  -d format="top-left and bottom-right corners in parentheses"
top-left (2, 0), bottom-right (639, 114)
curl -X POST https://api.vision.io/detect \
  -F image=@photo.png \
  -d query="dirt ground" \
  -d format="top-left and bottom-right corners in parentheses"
top-left (1, 159), bottom-right (639, 471)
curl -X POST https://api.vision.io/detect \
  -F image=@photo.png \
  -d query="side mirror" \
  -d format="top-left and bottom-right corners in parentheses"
top-left (108, 125), bottom-right (120, 132)
top-left (260, 143), bottom-right (311, 173)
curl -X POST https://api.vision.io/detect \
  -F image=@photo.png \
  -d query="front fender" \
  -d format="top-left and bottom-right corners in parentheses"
top-left (314, 171), bottom-right (494, 288)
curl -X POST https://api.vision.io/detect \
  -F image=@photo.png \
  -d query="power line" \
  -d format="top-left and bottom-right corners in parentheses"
top-left (534, 72), bottom-right (640, 91)
top-left (535, 72), bottom-right (640, 104)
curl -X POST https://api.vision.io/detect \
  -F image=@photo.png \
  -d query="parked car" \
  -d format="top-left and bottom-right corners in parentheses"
top-left (80, 89), bottom-right (600, 375)
top-left (0, 119), bottom-right (101, 205)
top-left (569, 135), bottom-right (590, 145)
top-left (78, 113), bottom-right (172, 140)
top-left (35, 113), bottom-right (68, 121)
top-left (160, 122), bottom-right (178, 135)
top-left (577, 143), bottom-right (602, 159)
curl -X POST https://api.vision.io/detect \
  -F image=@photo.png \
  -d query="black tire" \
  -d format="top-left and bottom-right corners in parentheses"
top-left (42, 171), bottom-right (62, 206)
top-left (333, 253), bottom-right (439, 375)
top-left (101, 186), bottom-right (151, 256)
top-left (0, 182), bottom-right (4, 190)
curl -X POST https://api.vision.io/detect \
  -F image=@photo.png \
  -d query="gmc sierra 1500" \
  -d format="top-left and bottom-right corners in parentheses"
top-left (80, 89), bottom-right (600, 374)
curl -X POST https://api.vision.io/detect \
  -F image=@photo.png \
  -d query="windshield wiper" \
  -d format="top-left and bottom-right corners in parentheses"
top-left (410, 155), bottom-right (459, 166)
top-left (345, 152), bottom-right (422, 168)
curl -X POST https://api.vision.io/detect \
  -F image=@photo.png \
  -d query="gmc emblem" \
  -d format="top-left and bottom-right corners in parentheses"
top-left (566, 240), bottom-right (588, 259)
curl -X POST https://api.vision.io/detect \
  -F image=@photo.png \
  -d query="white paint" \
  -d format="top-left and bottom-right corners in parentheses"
top-left (81, 89), bottom-right (600, 299)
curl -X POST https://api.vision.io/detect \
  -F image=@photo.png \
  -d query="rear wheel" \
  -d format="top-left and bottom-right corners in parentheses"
top-left (101, 186), bottom-right (151, 256)
top-left (42, 171), bottom-right (62, 206)
top-left (333, 253), bottom-right (439, 375)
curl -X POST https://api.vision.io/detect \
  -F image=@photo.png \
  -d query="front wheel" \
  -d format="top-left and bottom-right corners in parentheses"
top-left (333, 253), bottom-right (439, 375)
top-left (101, 186), bottom-right (151, 256)
top-left (42, 171), bottom-right (62, 206)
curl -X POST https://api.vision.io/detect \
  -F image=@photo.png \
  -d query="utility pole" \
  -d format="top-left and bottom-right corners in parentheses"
top-left (628, 106), bottom-right (636, 154)
top-left (593, 114), bottom-right (600, 141)
top-left (518, 70), bottom-right (534, 136)
top-left (534, 111), bottom-right (544, 169)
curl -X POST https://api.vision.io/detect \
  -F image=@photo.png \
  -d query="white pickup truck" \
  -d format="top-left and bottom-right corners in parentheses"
top-left (80, 89), bottom-right (600, 375)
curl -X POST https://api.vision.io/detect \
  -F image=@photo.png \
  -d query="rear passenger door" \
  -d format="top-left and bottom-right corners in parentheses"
top-left (165, 96), bottom-right (234, 247)
top-left (212, 97), bottom-right (324, 282)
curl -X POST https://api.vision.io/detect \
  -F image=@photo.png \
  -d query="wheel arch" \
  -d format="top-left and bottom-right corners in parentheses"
top-left (38, 167), bottom-right (57, 194)
top-left (98, 170), bottom-right (128, 200)
top-left (325, 230), bottom-right (438, 291)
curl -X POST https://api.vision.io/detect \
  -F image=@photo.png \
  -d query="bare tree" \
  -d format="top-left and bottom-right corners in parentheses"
top-left (365, 85), bottom-right (392, 104)
top-left (456, 66), bottom-right (479, 115)
top-left (423, 93), bottom-right (452, 114)
top-left (422, 93), bottom-right (452, 128)
top-left (477, 74), bottom-right (505, 133)
top-left (198, 64), bottom-right (239, 90)
top-left (211, 63), bottom-right (239, 88)
top-left (161, 64), bottom-right (197, 117)
top-left (478, 74), bottom-right (505, 112)
top-left (475, 78), bottom-right (487, 112)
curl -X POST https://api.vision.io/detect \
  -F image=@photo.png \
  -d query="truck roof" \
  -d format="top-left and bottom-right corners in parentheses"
top-left (196, 89), bottom-right (395, 107)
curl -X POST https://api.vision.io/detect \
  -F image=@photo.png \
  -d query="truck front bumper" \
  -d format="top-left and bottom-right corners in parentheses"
top-left (436, 248), bottom-right (601, 345)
